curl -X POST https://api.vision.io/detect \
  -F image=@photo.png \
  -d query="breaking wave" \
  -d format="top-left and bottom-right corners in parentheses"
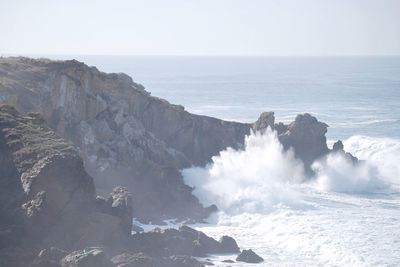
top-left (183, 129), bottom-right (399, 215)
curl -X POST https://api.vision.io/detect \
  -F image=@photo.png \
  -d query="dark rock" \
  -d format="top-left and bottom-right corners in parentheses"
top-left (166, 255), bottom-right (204, 267)
top-left (31, 247), bottom-right (67, 267)
top-left (218, 236), bottom-right (240, 253)
top-left (332, 140), bottom-right (344, 152)
top-left (111, 252), bottom-right (156, 267)
top-left (222, 259), bottom-right (235, 263)
top-left (128, 225), bottom-right (239, 258)
top-left (253, 111), bottom-right (275, 133)
top-left (60, 248), bottom-right (113, 267)
top-left (236, 249), bottom-right (264, 263)
top-left (278, 113), bottom-right (329, 173)
top-left (0, 106), bottom-right (132, 265)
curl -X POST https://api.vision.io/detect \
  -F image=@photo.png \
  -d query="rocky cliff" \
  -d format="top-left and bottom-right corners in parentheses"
top-left (0, 57), bottom-right (350, 222)
top-left (0, 104), bottom-right (253, 267)
top-left (0, 105), bottom-right (132, 265)
top-left (0, 57), bottom-right (243, 222)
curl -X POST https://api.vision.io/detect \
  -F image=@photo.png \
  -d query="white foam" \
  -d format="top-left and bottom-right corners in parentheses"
top-left (182, 131), bottom-right (400, 266)
top-left (183, 129), bottom-right (306, 214)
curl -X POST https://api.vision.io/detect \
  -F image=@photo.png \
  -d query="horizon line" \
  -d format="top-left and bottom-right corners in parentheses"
top-left (2, 53), bottom-right (400, 58)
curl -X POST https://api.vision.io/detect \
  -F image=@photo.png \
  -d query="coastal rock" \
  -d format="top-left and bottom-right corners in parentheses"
top-left (253, 111), bottom-right (275, 133)
top-left (111, 252), bottom-right (156, 267)
top-left (278, 113), bottom-right (329, 172)
top-left (218, 236), bottom-right (240, 253)
top-left (331, 140), bottom-right (358, 164)
top-left (0, 106), bottom-right (132, 265)
top-left (129, 225), bottom-right (239, 258)
top-left (0, 57), bottom-right (246, 222)
top-left (236, 249), bottom-right (264, 263)
top-left (60, 248), bottom-right (113, 267)
top-left (0, 57), bottom-right (357, 222)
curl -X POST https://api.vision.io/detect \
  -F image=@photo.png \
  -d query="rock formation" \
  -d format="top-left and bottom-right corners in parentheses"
top-left (236, 249), bottom-right (264, 263)
top-left (0, 104), bottom-right (250, 267)
top-left (0, 57), bottom-right (356, 224)
top-left (0, 106), bottom-right (128, 266)
top-left (0, 57), bottom-right (249, 223)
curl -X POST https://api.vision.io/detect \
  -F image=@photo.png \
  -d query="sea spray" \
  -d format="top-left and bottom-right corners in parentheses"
top-left (344, 135), bottom-right (400, 186)
top-left (183, 129), bottom-right (398, 216)
top-left (183, 128), bottom-right (306, 214)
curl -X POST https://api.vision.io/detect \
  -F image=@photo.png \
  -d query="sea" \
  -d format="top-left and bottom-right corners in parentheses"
top-left (49, 55), bottom-right (400, 266)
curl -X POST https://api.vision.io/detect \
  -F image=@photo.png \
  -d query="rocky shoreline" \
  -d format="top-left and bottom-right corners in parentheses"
top-left (0, 57), bottom-right (357, 266)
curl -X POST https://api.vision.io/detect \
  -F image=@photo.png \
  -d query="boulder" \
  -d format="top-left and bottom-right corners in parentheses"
top-left (218, 236), bottom-right (240, 253)
top-left (236, 249), bottom-right (264, 263)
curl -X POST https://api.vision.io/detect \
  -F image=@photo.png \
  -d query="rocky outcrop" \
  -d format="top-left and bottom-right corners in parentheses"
top-left (0, 104), bottom-right (245, 267)
top-left (0, 106), bottom-right (132, 266)
top-left (0, 57), bottom-right (356, 222)
top-left (253, 112), bottom-right (357, 173)
top-left (0, 57), bottom-right (247, 222)
top-left (129, 225), bottom-right (240, 258)
top-left (236, 249), bottom-right (264, 263)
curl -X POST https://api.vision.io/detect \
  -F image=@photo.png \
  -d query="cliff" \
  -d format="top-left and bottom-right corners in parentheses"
top-left (0, 57), bottom-right (348, 222)
top-left (0, 105), bottom-right (132, 265)
top-left (0, 57), bottom-right (244, 222)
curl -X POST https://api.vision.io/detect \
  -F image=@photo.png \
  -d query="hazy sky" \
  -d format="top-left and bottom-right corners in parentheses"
top-left (1, 0), bottom-right (400, 56)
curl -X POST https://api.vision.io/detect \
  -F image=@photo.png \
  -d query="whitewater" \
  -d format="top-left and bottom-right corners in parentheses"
top-left (183, 130), bottom-right (400, 266)
top-left (51, 56), bottom-right (400, 266)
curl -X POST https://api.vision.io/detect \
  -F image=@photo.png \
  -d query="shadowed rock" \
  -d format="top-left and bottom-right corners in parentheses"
top-left (236, 249), bottom-right (264, 263)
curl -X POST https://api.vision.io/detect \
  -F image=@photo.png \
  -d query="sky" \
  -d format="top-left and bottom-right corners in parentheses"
top-left (1, 0), bottom-right (400, 56)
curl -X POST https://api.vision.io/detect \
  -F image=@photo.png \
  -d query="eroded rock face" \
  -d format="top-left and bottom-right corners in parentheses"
top-left (128, 225), bottom-right (240, 258)
top-left (0, 57), bottom-right (355, 222)
top-left (0, 57), bottom-right (246, 222)
top-left (0, 106), bottom-right (132, 265)
top-left (278, 113), bottom-right (329, 172)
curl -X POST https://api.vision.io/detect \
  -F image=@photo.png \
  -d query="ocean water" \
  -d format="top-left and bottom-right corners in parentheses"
top-left (54, 55), bottom-right (400, 266)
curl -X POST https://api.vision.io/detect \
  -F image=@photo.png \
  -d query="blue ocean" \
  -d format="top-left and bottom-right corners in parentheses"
top-left (51, 55), bottom-right (400, 266)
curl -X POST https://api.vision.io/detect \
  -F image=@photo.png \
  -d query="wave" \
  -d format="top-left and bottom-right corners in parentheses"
top-left (344, 135), bottom-right (400, 186)
top-left (183, 130), bottom-right (399, 215)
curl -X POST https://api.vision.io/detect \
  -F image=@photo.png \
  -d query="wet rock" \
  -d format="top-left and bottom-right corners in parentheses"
top-left (129, 225), bottom-right (239, 258)
top-left (253, 111), bottom-right (275, 133)
top-left (236, 249), bottom-right (264, 263)
top-left (218, 235), bottom-right (240, 253)
top-left (111, 252), bottom-right (155, 267)
top-left (278, 113), bottom-right (329, 172)
top-left (60, 248), bottom-right (113, 267)
top-left (332, 140), bottom-right (344, 152)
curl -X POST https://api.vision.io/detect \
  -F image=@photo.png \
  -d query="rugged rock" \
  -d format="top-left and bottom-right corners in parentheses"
top-left (60, 248), bottom-right (113, 267)
top-left (218, 236), bottom-right (240, 254)
top-left (236, 249), bottom-right (264, 263)
top-left (129, 225), bottom-right (239, 258)
top-left (0, 57), bottom-right (247, 222)
top-left (331, 140), bottom-right (358, 164)
top-left (0, 57), bottom-right (357, 222)
top-left (253, 111), bottom-right (275, 133)
top-left (0, 106), bottom-right (132, 266)
top-left (277, 113), bottom-right (329, 172)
